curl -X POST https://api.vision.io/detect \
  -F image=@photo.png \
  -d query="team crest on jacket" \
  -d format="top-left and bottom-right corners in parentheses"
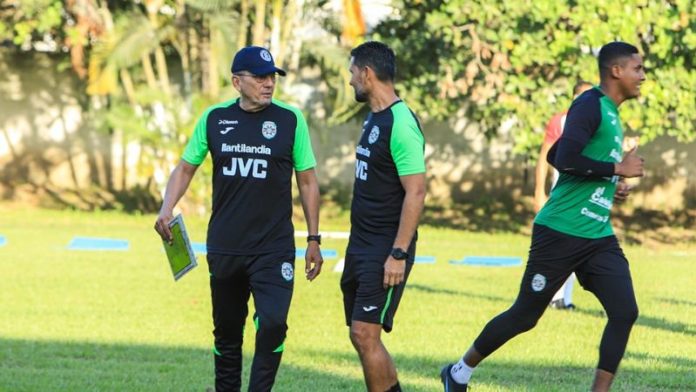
top-left (368, 126), bottom-right (379, 144)
top-left (281, 262), bottom-right (294, 281)
top-left (262, 121), bottom-right (277, 139)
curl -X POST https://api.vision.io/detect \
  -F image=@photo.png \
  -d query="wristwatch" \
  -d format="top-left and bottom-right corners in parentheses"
top-left (390, 247), bottom-right (409, 260)
top-left (306, 234), bottom-right (321, 245)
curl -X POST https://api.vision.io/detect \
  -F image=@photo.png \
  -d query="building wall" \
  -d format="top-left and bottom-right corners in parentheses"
top-left (0, 50), bottom-right (138, 207)
top-left (2, 50), bottom-right (694, 211)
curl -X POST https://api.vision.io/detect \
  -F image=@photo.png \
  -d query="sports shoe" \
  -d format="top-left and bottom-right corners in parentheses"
top-left (549, 299), bottom-right (576, 310)
top-left (441, 364), bottom-right (468, 391)
top-left (549, 299), bottom-right (565, 309)
top-left (549, 299), bottom-right (564, 309)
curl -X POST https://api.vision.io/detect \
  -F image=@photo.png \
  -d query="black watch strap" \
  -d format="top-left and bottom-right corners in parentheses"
top-left (307, 234), bottom-right (321, 245)
top-left (390, 247), bottom-right (409, 260)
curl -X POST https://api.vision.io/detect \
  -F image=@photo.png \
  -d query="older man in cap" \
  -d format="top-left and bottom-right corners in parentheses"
top-left (154, 46), bottom-right (323, 392)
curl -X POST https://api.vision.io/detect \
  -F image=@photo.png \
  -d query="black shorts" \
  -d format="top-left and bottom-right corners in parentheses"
top-left (521, 224), bottom-right (631, 297)
top-left (340, 252), bottom-right (414, 333)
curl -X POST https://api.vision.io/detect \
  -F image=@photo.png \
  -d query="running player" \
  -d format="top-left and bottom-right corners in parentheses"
top-left (154, 46), bottom-right (323, 392)
top-left (341, 41), bottom-right (426, 392)
top-left (441, 41), bottom-right (645, 392)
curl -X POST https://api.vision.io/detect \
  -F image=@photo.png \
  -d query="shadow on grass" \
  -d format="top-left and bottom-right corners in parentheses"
top-left (297, 347), bottom-right (694, 391)
top-left (411, 285), bottom-right (695, 338)
top-left (0, 338), bottom-right (359, 392)
top-left (656, 296), bottom-right (696, 307)
top-left (573, 307), bottom-right (695, 337)
top-left (409, 283), bottom-right (512, 304)
top-left (624, 351), bottom-right (696, 370)
top-left (1, 339), bottom-right (692, 391)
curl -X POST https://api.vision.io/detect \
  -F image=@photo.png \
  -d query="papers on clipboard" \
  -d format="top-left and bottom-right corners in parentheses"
top-left (163, 214), bottom-right (198, 280)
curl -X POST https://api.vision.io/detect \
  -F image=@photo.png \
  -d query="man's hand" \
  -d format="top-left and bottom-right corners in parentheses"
top-left (615, 146), bottom-right (645, 178)
top-left (304, 241), bottom-right (323, 281)
top-left (383, 257), bottom-right (406, 289)
top-left (614, 181), bottom-right (632, 203)
top-left (153, 161), bottom-right (199, 245)
top-left (154, 210), bottom-right (174, 244)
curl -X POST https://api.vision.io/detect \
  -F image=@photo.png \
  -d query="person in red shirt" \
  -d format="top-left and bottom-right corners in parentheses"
top-left (534, 80), bottom-right (593, 310)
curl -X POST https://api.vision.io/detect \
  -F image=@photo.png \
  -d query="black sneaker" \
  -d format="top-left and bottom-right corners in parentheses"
top-left (440, 364), bottom-right (468, 391)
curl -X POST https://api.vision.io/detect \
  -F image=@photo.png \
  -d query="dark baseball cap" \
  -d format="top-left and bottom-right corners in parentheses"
top-left (231, 46), bottom-right (286, 76)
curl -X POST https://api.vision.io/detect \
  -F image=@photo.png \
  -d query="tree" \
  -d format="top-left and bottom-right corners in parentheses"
top-left (373, 0), bottom-right (696, 156)
top-left (1, 0), bottom-right (358, 210)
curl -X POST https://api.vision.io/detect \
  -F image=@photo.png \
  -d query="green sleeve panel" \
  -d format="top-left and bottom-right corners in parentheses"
top-left (181, 114), bottom-right (208, 165)
top-left (182, 99), bottom-right (237, 165)
top-left (274, 99), bottom-right (316, 171)
top-left (390, 103), bottom-right (425, 176)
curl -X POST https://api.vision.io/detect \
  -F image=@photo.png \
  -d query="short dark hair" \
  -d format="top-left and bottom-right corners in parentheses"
top-left (350, 41), bottom-right (396, 82)
top-left (573, 80), bottom-right (592, 95)
top-left (598, 42), bottom-right (639, 77)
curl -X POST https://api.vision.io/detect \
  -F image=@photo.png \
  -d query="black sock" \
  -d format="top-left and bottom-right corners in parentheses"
top-left (385, 381), bottom-right (401, 392)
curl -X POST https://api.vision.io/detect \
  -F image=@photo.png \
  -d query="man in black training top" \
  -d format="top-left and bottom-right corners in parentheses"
top-left (440, 41), bottom-right (646, 392)
top-left (154, 46), bottom-right (323, 392)
top-left (342, 41), bottom-right (426, 392)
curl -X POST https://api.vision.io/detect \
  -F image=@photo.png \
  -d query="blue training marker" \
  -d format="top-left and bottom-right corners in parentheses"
top-left (414, 255), bottom-right (436, 264)
top-left (191, 242), bottom-right (207, 254)
top-left (296, 248), bottom-right (338, 259)
top-left (0, 235), bottom-right (6, 247)
top-left (67, 237), bottom-right (129, 251)
top-left (449, 256), bottom-right (522, 267)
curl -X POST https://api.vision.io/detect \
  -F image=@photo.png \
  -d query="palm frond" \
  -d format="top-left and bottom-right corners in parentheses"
top-left (108, 14), bottom-right (161, 69)
top-left (87, 12), bottom-right (170, 94)
top-left (208, 13), bottom-right (241, 79)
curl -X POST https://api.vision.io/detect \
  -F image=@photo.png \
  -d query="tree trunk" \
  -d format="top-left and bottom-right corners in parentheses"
top-left (188, 23), bottom-right (201, 93)
top-left (284, 0), bottom-right (305, 86)
top-left (154, 47), bottom-right (172, 96)
top-left (118, 69), bottom-right (137, 191)
top-left (252, 0), bottom-right (267, 46)
top-left (208, 27), bottom-right (220, 99)
top-left (278, 0), bottom-right (298, 68)
top-left (237, 0), bottom-right (249, 49)
top-left (269, 0), bottom-right (282, 58)
top-left (199, 18), bottom-right (211, 94)
top-left (119, 69), bottom-right (137, 106)
top-left (141, 53), bottom-right (158, 90)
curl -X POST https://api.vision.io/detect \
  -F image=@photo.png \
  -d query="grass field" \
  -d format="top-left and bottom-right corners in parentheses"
top-left (0, 206), bottom-right (694, 391)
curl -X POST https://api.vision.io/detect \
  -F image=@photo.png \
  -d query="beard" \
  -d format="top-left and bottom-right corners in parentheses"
top-left (354, 89), bottom-right (368, 103)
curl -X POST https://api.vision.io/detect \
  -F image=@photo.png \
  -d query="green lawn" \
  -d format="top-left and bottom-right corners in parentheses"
top-left (0, 206), bottom-right (694, 391)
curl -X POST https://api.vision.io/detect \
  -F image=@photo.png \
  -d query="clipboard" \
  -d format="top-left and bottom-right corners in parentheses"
top-left (163, 214), bottom-right (198, 280)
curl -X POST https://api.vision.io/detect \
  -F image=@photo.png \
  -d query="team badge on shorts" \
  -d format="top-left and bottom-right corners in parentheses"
top-left (281, 262), bottom-right (294, 281)
top-left (368, 126), bottom-right (379, 144)
top-left (531, 273), bottom-right (546, 292)
top-left (262, 121), bottom-right (277, 139)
